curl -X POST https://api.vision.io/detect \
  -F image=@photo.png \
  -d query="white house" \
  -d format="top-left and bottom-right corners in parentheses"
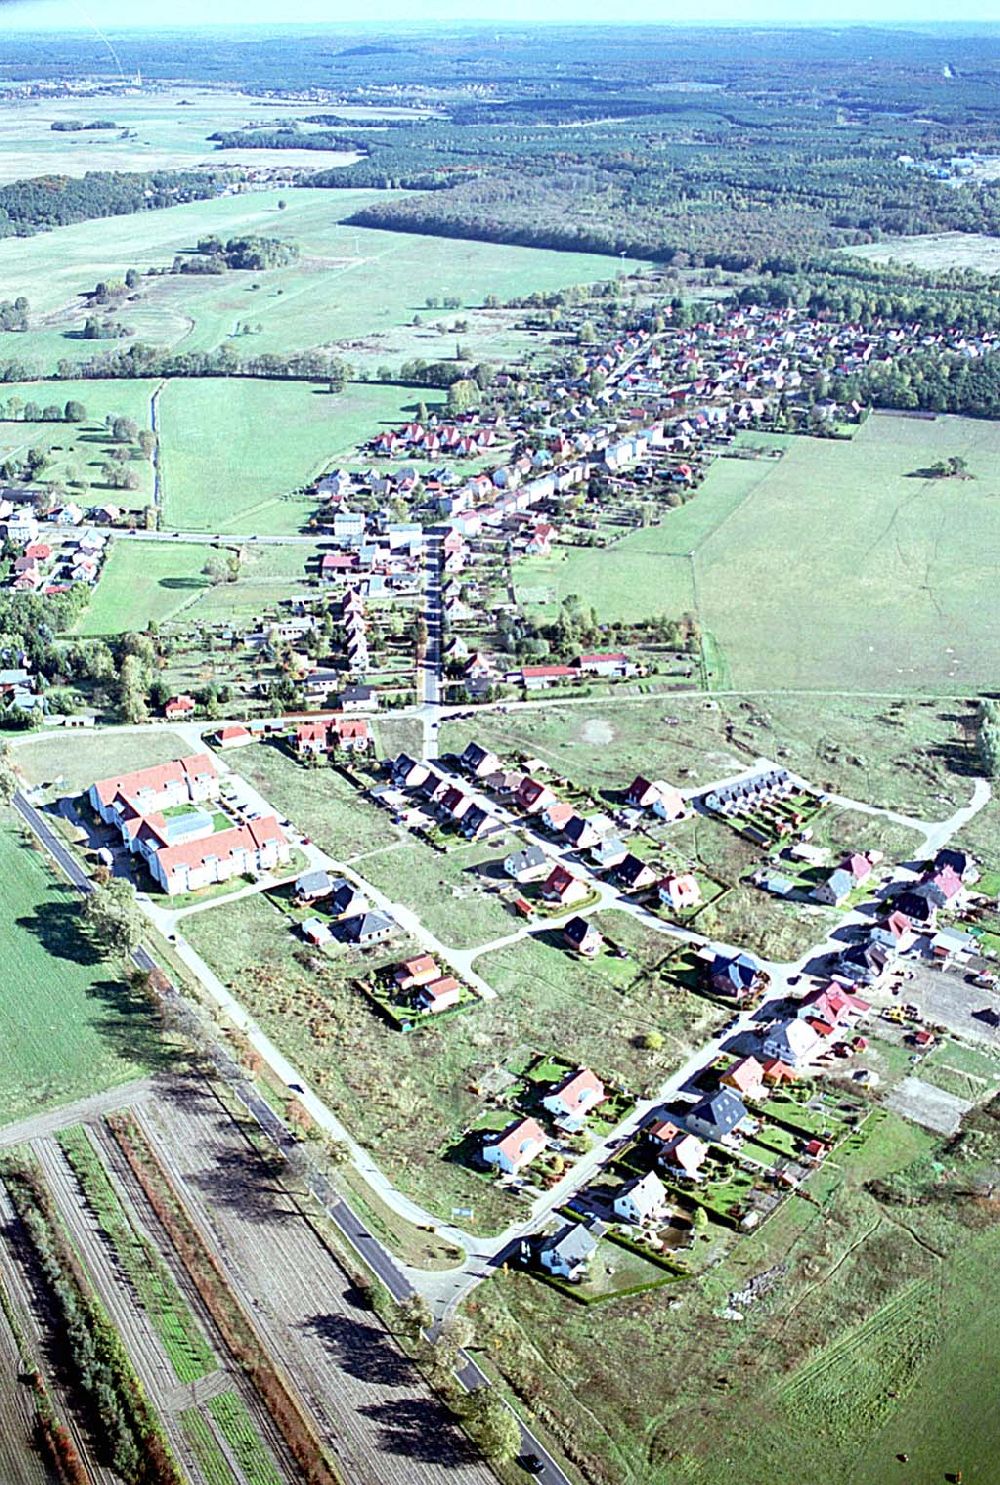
top-left (613, 1170), bottom-right (668, 1226)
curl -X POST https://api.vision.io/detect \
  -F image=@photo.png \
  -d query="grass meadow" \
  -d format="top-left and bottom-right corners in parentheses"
top-left (0, 814), bottom-right (158, 1125)
top-left (155, 377), bottom-right (441, 532)
top-left (524, 415), bottom-right (1000, 693)
top-left (0, 379), bottom-right (157, 509)
top-left (73, 538), bottom-right (216, 635)
top-left (845, 231), bottom-right (1000, 274)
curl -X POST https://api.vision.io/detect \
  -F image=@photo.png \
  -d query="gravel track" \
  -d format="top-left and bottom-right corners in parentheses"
top-left (137, 1080), bottom-right (496, 1485)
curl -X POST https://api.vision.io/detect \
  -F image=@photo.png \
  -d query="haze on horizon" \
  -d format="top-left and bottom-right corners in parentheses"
top-left (4, 0), bottom-right (1000, 30)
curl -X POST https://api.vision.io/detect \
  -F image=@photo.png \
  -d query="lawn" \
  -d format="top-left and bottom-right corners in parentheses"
top-left (74, 534), bottom-right (327, 635)
top-left (74, 537), bottom-right (214, 635)
top-left (226, 742), bottom-right (390, 859)
top-left (518, 416), bottom-right (1000, 692)
top-left (354, 835), bottom-right (518, 950)
top-left (156, 377), bottom-right (443, 533)
top-left (0, 814), bottom-right (161, 1126)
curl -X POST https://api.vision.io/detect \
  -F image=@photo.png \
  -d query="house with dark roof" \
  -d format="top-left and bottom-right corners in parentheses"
top-left (294, 869), bottom-right (333, 903)
top-left (460, 741), bottom-right (501, 779)
top-left (686, 1089), bottom-right (748, 1143)
top-left (503, 843), bottom-right (550, 882)
top-left (614, 853), bottom-right (658, 892)
top-left (344, 910), bottom-right (395, 946)
top-left (709, 951), bottom-right (766, 1002)
top-left (563, 915), bottom-right (604, 957)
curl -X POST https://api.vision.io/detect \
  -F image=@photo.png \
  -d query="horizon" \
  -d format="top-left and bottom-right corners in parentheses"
top-left (5, 5), bottom-right (1000, 32)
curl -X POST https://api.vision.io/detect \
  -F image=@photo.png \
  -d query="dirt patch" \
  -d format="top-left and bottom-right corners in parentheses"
top-left (580, 718), bottom-right (615, 746)
top-left (885, 1075), bottom-right (972, 1135)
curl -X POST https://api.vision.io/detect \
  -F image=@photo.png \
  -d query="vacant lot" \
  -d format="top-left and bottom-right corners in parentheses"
top-left (441, 690), bottom-right (979, 822)
top-left (14, 727), bottom-right (193, 795)
top-left (227, 743), bottom-right (390, 859)
top-left (467, 1108), bottom-right (1000, 1485)
top-left (0, 815), bottom-right (158, 1125)
top-left (75, 537), bottom-right (216, 634)
top-left (845, 231), bottom-right (1000, 274)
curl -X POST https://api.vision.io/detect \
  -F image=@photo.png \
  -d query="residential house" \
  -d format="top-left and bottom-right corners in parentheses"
top-left (482, 1117), bottom-right (548, 1175)
top-left (721, 1056), bottom-right (766, 1101)
top-left (89, 755), bottom-right (220, 825)
top-left (761, 1017), bottom-right (822, 1068)
top-left (520, 664), bottom-right (576, 691)
top-left (294, 869), bottom-right (334, 904)
top-left (562, 814), bottom-right (602, 851)
top-left (542, 800), bottom-right (576, 835)
top-left (761, 1058), bottom-right (798, 1087)
top-left (391, 753), bottom-right (430, 790)
top-left (893, 882), bottom-right (946, 928)
top-left (394, 954), bottom-right (439, 990)
top-left (329, 881), bottom-right (370, 919)
top-left (460, 804), bottom-right (493, 840)
top-left (563, 915), bottom-right (604, 958)
top-left (516, 776), bottom-right (557, 814)
top-left (709, 951), bottom-right (766, 1002)
top-left (541, 1067), bottom-right (605, 1124)
top-left (649, 1121), bottom-right (707, 1179)
top-left (503, 843), bottom-right (550, 883)
top-left (344, 910), bottom-right (396, 946)
top-left (330, 717), bottom-right (372, 753)
top-left (614, 854), bottom-right (659, 892)
top-left (933, 847), bottom-right (978, 885)
top-left (416, 976), bottom-right (462, 1013)
top-left (613, 1170), bottom-right (667, 1226)
top-left (211, 725), bottom-right (253, 750)
top-left (338, 684), bottom-right (378, 713)
top-left (930, 927), bottom-right (978, 966)
top-left (686, 1090), bottom-right (749, 1143)
top-left (541, 864), bottom-right (590, 908)
top-left (164, 694), bottom-right (196, 722)
top-left (590, 835), bottom-right (628, 870)
top-left (657, 872), bottom-right (701, 913)
top-left (812, 867), bottom-right (854, 907)
top-left (295, 721), bottom-right (329, 758)
top-left (538, 1222), bottom-right (599, 1281)
top-left (148, 816), bottom-right (289, 896)
top-left (460, 741), bottom-right (501, 779)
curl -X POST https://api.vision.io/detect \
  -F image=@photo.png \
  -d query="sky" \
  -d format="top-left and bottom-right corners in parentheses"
top-left (4, 0), bottom-right (1000, 28)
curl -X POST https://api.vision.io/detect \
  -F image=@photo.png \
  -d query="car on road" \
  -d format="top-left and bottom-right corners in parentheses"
top-left (520, 1455), bottom-right (546, 1476)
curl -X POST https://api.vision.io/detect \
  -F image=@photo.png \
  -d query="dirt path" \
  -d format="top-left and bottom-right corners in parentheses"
top-left (136, 1081), bottom-right (496, 1485)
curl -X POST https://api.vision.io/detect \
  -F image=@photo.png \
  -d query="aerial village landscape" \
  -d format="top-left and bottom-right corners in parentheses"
top-left (0, 17), bottom-right (999, 1485)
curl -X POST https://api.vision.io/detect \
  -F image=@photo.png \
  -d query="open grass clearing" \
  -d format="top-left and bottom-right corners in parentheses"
top-left (0, 813), bottom-right (161, 1126)
top-left (74, 536), bottom-right (214, 634)
top-left (0, 378), bottom-right (156, 507)
top-left (355, 834), bottom-right (518, 950)
top-left (844, 231), bottom-right (1000, 274)
top-left (441, 690), bottom-right (981, 822)
top-left (227, 742), bottom-right (391, 859)
top-left (13, 727), bottom-right (193, 796)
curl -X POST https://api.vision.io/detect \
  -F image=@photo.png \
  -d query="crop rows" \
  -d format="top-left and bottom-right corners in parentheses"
top-left (57, 1125), bottom-right (217, 1385)
top-left (180, 1406), bottom-right (240, 1485)
top-left (0, 1151), bottom-right (184, 1485)
top-left (208, 1392), bottom-right (286, 1485)
top-left (106, 1110), bottom-right (343, 1485)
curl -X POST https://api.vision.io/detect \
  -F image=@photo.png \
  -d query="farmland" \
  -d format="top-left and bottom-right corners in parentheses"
top-left (0, 814), bottom-right (157, 1126)
top-left (519, 416), bottom-right (1000, 692)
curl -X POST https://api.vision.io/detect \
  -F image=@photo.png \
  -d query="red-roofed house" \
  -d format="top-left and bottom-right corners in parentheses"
top-left (294, 721), bottom-right (328, 758)
top-left (516, 776), bottom-right (556, 814)
top-left (89, 755), bottom-right (219, 824)
top-left (657, 872), bottom-right (701, 913)
top-left (148, 815), bottom-right (289, 896)
top-left (650, 1124), bottom-right (707, 1179)
top-left (482, 1117), bottom-right (548, 1175)
top-left (541, 864), bottom-right (590, 908)
top-left (721, 1055), bottom-right (766, 1100)
top-left (542, 801), bottom-right (575, 834)
top-left (542, 1068), bottom-right (605, 1123)
top-left (416, 976), bottom-right (462, 1013)
top-left (164, 694), bottom-right (196, 721)
top-left (211, 725), bottom-right (253, 751)
top-left (521, 664), bottom-right (575, 691)
top-left (797, 984), bottom-right (869, 1029)
top-left (575, 652), bottom-right (634, 679)
top-left (394, 954), bottom-right (439, 990)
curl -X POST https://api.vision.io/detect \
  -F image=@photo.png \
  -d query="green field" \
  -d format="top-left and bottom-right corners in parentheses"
top-left (0, 815), bottom-right (158, 1125)
top-left (76, 526), bottom-right (330, 635)
top-left (524, 416), bottom-right (1000, 692)
top-left (13, 728), bottom-right (194, 795)
top-left (155, 377), bottom-right (439, 532)
top-left (0, 380), bottom-right (157, 509)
